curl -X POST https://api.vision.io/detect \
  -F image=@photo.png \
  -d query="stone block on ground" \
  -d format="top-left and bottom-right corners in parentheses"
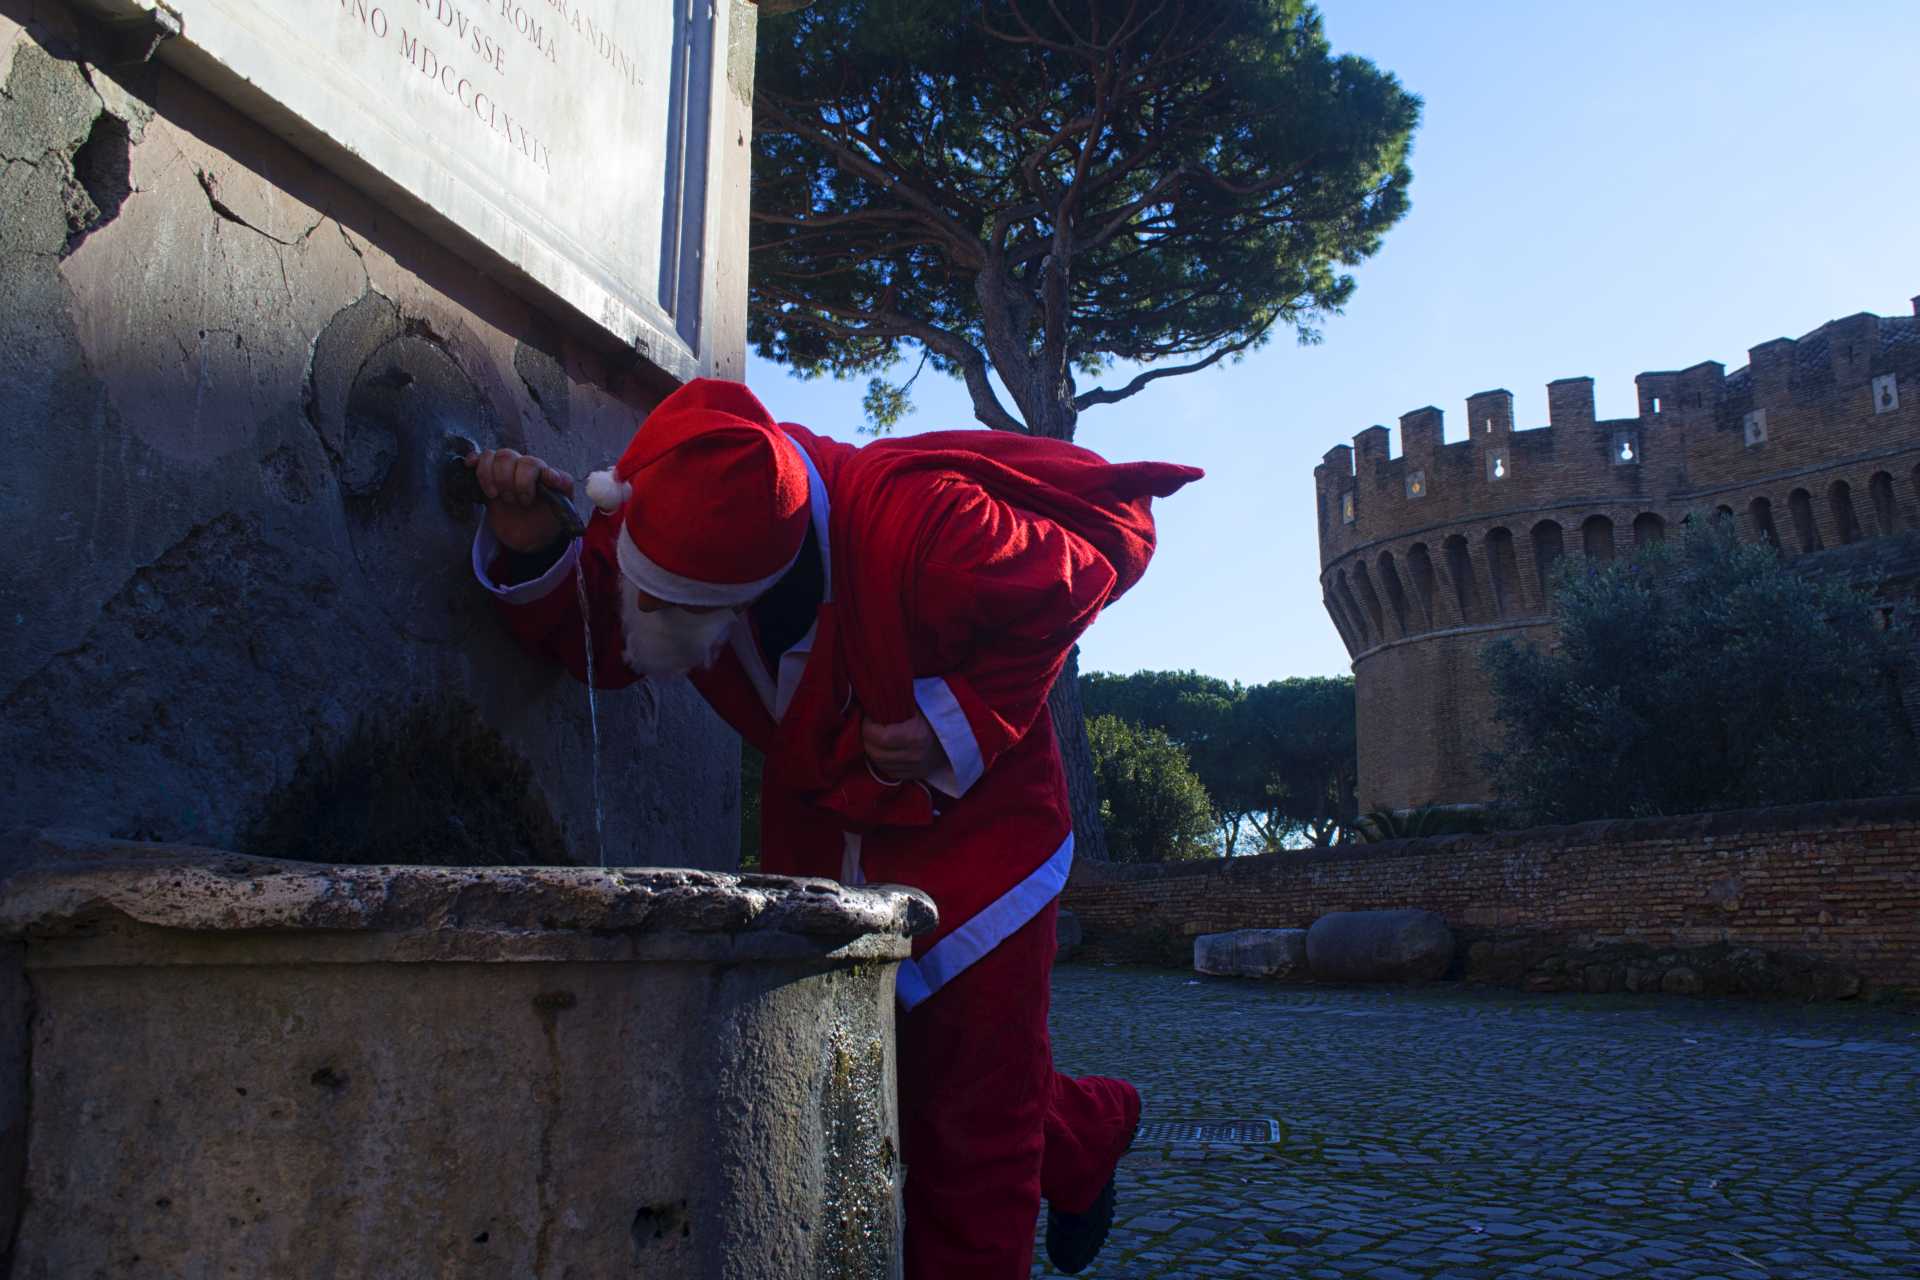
top-left (1193, 928), bottom-right (1308, 978)
top-left (1306, 909), bottom-right (1453, 983)
top-left (1055, 908), bottom-right (1084, 958)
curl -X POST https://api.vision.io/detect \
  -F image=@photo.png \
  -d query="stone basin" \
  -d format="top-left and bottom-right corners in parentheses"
top-left (0, 837), bottom-right (935, 1279)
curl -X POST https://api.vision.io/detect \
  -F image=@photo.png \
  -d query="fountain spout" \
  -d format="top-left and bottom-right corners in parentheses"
top-left (441, 433), bottom-right (587, 539)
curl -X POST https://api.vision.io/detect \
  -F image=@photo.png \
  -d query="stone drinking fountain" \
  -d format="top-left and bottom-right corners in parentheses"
top-left (2, 837), bottom-right (930, 1277)
top-left (0, 0), bottom-right (928, 1273)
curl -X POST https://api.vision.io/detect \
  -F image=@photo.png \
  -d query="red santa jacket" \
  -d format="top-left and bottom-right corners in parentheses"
top-left (474, 418), bottom-right (1200, 1007)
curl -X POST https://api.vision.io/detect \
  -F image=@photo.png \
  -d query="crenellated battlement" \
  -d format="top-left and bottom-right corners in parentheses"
top-left (1311, 293), bottom-right (1920, 816)
top-left (1316, 298), bottom-right (1920, 569)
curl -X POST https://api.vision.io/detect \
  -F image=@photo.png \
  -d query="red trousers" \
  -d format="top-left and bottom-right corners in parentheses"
top-left (895, 902), bottom-right (1141, 1278)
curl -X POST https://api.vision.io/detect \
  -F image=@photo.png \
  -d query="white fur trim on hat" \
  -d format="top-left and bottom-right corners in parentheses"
top-left (585, 469), bottom-right (632, 512)
top-left (615, 524), bottom-right (800, 607)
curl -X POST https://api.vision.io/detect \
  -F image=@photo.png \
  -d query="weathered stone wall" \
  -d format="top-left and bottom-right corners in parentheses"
top-left (0, 940), bottom-right (23, 1259)
top-left (1063, 798), bottom-right (1920, 995)
top-left (0, 0), bottom-right (745, 864)
top-left (1315, 301), bottom-right (1920, 810)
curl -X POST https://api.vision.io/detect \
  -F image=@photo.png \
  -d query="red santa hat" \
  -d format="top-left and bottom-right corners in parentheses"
top-left (584, 379), bottom-right (809, 607)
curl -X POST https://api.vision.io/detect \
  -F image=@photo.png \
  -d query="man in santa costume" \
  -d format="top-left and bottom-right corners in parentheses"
top-left (466, 378), bottom-right (1201, 1277)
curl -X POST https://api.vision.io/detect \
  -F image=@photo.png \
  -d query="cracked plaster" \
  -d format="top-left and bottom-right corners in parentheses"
top-left (77, 57), bottom-right (147, 141)
top-left (0, 17), bottom-right (21, 87)
top-left (0, 8), bottom-right (737, 866)
top-left (60, 109), bottom-right (367, 465)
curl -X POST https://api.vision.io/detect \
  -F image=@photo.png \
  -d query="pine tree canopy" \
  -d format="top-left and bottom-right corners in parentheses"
top-left (750, 0), bottom-right (1420, 436)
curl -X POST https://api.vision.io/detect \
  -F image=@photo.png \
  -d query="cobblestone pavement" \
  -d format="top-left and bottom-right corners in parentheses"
top-left (1032, 966), bottom-right (1920, 1280)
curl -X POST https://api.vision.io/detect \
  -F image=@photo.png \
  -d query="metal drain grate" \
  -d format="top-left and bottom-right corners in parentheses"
top-left (1135, 1119), bottom-right (1279, 1145)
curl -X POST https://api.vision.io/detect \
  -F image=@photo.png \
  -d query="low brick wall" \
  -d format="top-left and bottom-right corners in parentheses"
top-left (1064, 797), bottom-right (1920, 993)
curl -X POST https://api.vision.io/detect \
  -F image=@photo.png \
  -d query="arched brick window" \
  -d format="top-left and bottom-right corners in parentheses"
top-left (1530, 520), bottom-right (1565, 605)
top-left (1406, 543), bottom-right (1438, 628)
top-left (1443, 534), bottom-right (1484, 623)
top-left (1335, 570), bottom-right (1371, 646)
top-left (1485, 527), bottom-right (1521, 618)
top-left (1377, 552), bottom-right (1412, 637)
top-left (1788, 488), bottom-right (1822, 552)
top-left (1869, 471), bottom-right (1897, 536)
top-left (1582, 514), bottom-right (1615, 561)
top-left (1828, 480), bottom-right (1862, 545)
top-left (1750, 496), bottom-right (1780, 548)
top-left (1632, 512), bottom-right (1665, 547)
top-left (1352, 560), bottom-right (1388, 638)
top-left (1323, 589), bottom-right (1360, 653)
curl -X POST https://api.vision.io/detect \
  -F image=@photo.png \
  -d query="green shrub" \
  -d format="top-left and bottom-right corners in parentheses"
top-left (1087, 714), bottom-right (1218, 862)
top-left (1482, 520), bottom-right (1914, 823)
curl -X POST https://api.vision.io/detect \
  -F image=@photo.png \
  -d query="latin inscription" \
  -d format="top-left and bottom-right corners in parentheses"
top-left (329, 0), bottom-right (647, 177)
top-left (131, 0), bottom-right (718, 368)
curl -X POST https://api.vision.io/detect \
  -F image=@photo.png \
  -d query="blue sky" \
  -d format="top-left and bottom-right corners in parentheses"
top-left (745, 0), bottom-right (1920, 684)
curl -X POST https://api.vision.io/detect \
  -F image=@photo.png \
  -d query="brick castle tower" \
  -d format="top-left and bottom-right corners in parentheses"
top-left (1315, 298), bottom-right (1920, 812)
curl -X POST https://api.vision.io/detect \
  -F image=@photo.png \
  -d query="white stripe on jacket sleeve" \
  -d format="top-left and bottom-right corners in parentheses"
top-left (471, 525), bottom-right (582, 605)
top-left (913, 676), bottom-right (985, 798)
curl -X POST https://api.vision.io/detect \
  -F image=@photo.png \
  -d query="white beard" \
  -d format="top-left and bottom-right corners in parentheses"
top-left (618, 589), bottom-right (737, 677)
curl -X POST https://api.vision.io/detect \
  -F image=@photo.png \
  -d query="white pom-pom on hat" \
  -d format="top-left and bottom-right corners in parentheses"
top-left (584, 469), bottom-right (632, 512)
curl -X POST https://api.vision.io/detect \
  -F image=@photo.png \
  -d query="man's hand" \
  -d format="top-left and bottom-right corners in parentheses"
top-left (469, 449), bottom-right (576, 552)
top-left (863, 712), bottom-right (950, 783)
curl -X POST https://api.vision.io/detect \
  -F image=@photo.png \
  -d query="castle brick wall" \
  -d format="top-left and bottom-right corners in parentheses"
top-left (1316, 299), bottom-right (1920, 810)
top-left (1063, 798), bottom-right (1920, 994)
top-left (1355, 621), bottom-right (1553, 809)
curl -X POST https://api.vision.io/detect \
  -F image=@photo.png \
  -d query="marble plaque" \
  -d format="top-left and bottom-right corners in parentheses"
top-left (81, 0), bottom-right (729, 378)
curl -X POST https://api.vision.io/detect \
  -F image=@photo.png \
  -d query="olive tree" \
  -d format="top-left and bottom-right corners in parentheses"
top-left (1482, 521), bottom-right (1915, 824)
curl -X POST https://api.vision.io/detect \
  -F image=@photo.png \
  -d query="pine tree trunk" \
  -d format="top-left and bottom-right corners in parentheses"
top-left (972, 364), bottom-right (1108, 861)
top-left (1048, 645), bottom-right (1110, 862)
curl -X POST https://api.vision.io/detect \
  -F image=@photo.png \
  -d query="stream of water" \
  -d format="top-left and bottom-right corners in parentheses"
top-left (574, 565), bottom-right (606, 867)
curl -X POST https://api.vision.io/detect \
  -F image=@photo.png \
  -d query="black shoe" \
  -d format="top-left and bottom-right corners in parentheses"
top-left (1044, 1175), bottom-right (1116, 1275)
top-left (1044, 1108), bottom-right (1138, 1275)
